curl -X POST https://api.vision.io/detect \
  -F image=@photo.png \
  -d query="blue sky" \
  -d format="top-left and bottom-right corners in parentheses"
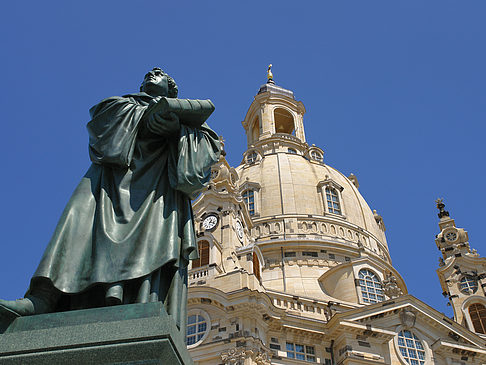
top-left (1, 1), bottom-right (485, 318)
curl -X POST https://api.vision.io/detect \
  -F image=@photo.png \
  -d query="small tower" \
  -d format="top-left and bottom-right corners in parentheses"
top-left (435, 199), bottom-right (486, 334)
top-left (241, 65), bottom-right (307, 150)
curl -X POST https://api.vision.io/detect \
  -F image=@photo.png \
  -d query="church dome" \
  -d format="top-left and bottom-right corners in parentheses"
top-left (236, 79), bottom-right (390, 264)
top-left (236, 154), bottom-right (388, 256)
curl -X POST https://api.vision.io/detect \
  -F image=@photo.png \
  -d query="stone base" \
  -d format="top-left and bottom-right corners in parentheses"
top-left (0, 302), bottom-right (193, 365)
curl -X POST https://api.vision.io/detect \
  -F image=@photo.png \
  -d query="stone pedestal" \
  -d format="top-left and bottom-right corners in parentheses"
top-left (0, 302), bottom-right (193, 365)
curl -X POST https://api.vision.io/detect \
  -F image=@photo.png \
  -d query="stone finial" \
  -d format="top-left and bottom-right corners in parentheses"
top-left (373, 210), bottom-right (386, 231)
top-left (267, 64), bottom-right (274, 84)
top-left (436, 198), bottom-right (450, 219)
top-left (348, 173), bottom-right (359, 189)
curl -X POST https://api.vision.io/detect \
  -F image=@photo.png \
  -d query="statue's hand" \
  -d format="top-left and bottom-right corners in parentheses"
top-left (147, 111), bottom-right (181, 136)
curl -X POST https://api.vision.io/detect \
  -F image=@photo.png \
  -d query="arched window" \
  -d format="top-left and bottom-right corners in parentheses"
top-left (459, 276), bottom-right (478, 295)
top-left (274, 108), bottom-right (295, 134)
top-left (358, 269), bottom-right (384, 303)
top-left (251, 116), bottom-right (260, 143)
top-left (243, 190), bottom-right (255, 216)
top-left (192, 240), bottom-right (209, 269)
top-left (325, 187), bottom-right (341, 215)
top-left (253, 252), bottom-right (261, 282)
top-left (469, 303), bottom-right (486, 334)
top-left (397, 330), bottom-right (426, 365)
top-left (288, 148), bottom-right (297, 154)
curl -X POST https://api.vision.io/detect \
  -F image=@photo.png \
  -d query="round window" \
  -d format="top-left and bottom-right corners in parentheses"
top-left (310, 150), bottom-right (323, 162)
top-left (186, 311), bottom-right (210, 348)
top-left (246, 151), bottom-right (258, 164)
top-left (460, 275), bottom-right (478, 295)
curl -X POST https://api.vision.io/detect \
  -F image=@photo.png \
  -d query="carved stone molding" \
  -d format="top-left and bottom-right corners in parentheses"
top-left (383, 272), bottom-right (403, 299)
top-left (399, 308), bottom-right (417, 329)
top-left (221, 347), bottom-right (271, 365)
top-left (221, 347), bottom-right (247, 365)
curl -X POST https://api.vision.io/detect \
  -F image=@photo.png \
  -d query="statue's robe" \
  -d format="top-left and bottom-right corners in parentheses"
top-left (29, 92), bottom-right (220, 328)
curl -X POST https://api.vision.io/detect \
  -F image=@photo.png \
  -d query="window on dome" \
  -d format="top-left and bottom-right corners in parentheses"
top-left (459, 275), bottom-right (478, 295)
top-left (186, 312), bottom-right (209, 347)
top-left (468, 303), bottom-right (486, 334)
top-left (286, 342), bottom-right (316, 362)
top-left (358, 269), bottom-right (384, 303)
top-left (310, 150), bottom-right (323, 162)
top-left (397, 330), bottom-right (426, 365)
top-left (192, 241), bottom-right (209, 269)
top-left (288, 148), bottom-right (297, 154)
top-left (325, 187), bottom-right (341, 215)
top-left (243, 189), bottom-right (255, 216)
top-left (274, 108), bottom-right (295, 134)
top-left (246, 151), bottom-right (258, 164)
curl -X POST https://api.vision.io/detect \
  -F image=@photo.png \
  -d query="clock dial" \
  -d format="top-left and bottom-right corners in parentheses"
top-left (445, 231), bottom-right (457, 241)
top-left (235, 219), bottom-right (244, 241)
top-left (202, 215), bottom-right (218, 230)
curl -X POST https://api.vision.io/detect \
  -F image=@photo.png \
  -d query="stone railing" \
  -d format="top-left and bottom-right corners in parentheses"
top-left (266, 290), bottom-right (355, 323)
top-left (272, 133), bottom-right (302, 144)
top-left (251, 215), bottom-right (390, 263)
top-left (188, 264), bottom-right (220, 285)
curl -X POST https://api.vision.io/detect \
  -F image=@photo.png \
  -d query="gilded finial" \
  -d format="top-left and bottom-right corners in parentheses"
top-left (267, 64), bottom-right (274, 84)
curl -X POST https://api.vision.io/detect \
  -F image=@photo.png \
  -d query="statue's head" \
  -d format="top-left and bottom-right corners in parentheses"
top-left (140, 67), bottom-right (178, 98)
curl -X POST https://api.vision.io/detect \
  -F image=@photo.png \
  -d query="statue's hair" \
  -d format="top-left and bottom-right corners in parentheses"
top-left (140, 67), bottom-right (178, 98)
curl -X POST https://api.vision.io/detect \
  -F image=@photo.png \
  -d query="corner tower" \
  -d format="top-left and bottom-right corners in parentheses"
top-left (435, 199), bottom-right (486, 335)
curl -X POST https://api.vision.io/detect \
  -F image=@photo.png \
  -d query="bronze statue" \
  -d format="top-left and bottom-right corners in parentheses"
top-left (0, 68), bottom-right (220, 331)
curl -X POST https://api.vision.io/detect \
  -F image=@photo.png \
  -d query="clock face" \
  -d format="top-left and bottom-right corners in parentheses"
top-left (235, 219), bottom-right (244, 241)
top-left (445, 231), bottom-right (457, 241)
top-left (202, 215), bottom-right (218, 230)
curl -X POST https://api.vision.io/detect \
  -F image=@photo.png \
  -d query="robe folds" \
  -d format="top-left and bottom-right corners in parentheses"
top-left (29, 92), bottom-right (220, 319)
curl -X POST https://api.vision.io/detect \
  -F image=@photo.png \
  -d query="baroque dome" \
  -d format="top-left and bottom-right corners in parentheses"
top-left (236, 154), bottom-right (388, 259)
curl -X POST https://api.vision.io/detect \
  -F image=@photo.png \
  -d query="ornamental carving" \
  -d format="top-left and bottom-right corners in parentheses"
top-left (221, 347), bottom-right (271, 365)
top-left (221, 347), bottom-right (247, 365)
top-left (399, 308), bottom-right (417, 329)
top-left (383, 272), bottom-right (403, 298)
top-left (254, 351), bottom-right (271, 365)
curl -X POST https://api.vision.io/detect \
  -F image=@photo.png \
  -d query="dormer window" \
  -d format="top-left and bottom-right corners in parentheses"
top-left (243, 190), bottom-right (255, 216)
top-left (358, 268), bottom-right (384, 303)
top-left (239, 181), bottom-right (261, 217)
top-left (318, 178), bottom-right (345, 218)
top-left (326, 187), bottom-right (341, 215)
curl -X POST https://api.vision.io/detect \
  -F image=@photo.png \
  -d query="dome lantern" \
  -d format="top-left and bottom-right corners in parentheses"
top-left (241, 66), bottom-right (306, 149)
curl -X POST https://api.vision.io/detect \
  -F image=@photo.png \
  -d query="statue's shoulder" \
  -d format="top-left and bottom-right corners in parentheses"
top-left (89, 94), bottom-right (152, 118)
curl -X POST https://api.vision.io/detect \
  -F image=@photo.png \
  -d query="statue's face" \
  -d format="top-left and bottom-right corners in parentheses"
top-left (141, 70), bottom-right (169, 97)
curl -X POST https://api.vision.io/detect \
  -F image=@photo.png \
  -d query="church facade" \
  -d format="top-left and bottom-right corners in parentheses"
top-left (186, 75), bottom-right (486, 365)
